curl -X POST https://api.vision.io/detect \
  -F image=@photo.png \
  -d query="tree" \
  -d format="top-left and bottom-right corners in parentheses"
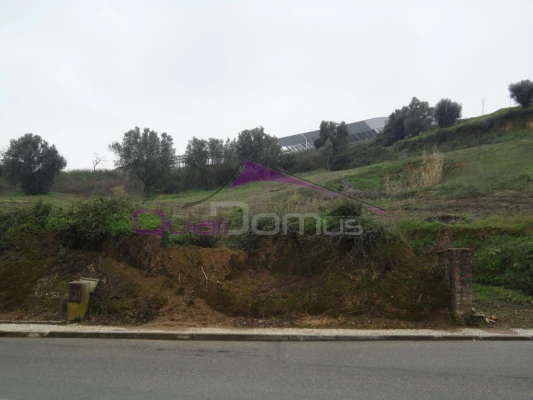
top-left (92, 153), bottom-right (106, 171)
top-left (184, 137), bottom-right (209, 188)
top-left (380, 107), bottom-right (408, 146)
top-left (319, 138), bottom-right (334, 170)
top-left (207, 138), bottom-right (224, 165)
top-left (236, 127), bottom-right (282, 166)
top-left (508, 80), bottom-right (533, 108)
top-left (109, 127), bottom-right (175, 196)
top-left (380, 97), bottom-right (433, 146)
top-left (185, 137), bottom-right (209, 170)
top-left (313, 121), bottom-right (349, 155)
top-left (434, 98), bottom-right (462, 127)
top-left (181, 137), bottom-right (241, 190)
top-left (2, 134), bottom-right (67, 195)
top-left (223, 138), bottom-right (238, 166)
top-left (0, 147), bottom-right (5, 177)
top-left (404, 97), bottom-right (434, 137)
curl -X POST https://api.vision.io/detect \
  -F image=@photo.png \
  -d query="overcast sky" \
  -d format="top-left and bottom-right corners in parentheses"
top-left (1, 0), bottom-right (531, 169)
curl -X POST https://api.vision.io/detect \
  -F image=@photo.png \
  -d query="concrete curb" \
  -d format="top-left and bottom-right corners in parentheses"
top-left (1, 330), bottom-right (533, 341)
top-left (0, 320), bottom-right (67, 325)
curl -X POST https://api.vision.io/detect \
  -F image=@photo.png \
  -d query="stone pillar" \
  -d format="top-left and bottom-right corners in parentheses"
top-left (438, 248), bottom-right (473, 319)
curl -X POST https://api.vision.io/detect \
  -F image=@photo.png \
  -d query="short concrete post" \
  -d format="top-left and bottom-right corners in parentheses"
top-left (67, 279), bottom-right (98, 322)
top-left (438, 248), bottom-right (473, 319)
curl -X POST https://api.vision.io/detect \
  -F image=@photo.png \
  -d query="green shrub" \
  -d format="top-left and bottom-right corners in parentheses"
top-left (473, 284), bottom-right (533, 305)
top-left (284, 149), bottom-right (326, 173)
top-left (51, 169), bottom-right (142, 196)
top-left (333, 141), bottom-right (394, 170)
top-left (473, 236), bottom-right (533, 294)
top-left (162, 231), bottom-right (219, 248)
top-left (0, 176), bottom-right (13, 195)
top-left (0, 200), bottom-right (61, 250)
top-left (58, 197), bottom-right (137, 249)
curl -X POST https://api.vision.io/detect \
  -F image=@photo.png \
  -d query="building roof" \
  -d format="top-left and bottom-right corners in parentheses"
top-left (278, 117), bottom-right (387, 152)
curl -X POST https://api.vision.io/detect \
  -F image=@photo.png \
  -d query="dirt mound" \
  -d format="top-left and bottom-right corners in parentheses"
top-left (0, 231), bottom-right (450, 326)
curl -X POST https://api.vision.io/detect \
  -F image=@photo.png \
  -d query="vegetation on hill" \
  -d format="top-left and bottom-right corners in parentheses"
top-left (2, 80), bottom-right (533, 327)
top-left (0, 197), bottom-right (452, 326)
top-left (333, 105), bottom-right (533, 170)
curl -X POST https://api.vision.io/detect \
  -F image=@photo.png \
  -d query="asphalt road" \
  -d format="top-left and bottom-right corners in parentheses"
top-left (0, 338), bottom-right (532, 399)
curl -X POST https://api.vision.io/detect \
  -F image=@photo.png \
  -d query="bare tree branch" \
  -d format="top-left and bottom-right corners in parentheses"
top-left (92, 153), bottom-right (106, 171)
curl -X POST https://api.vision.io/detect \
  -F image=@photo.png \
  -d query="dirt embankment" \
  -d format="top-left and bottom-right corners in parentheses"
top-left (1, 231), bottom-right (451, 328)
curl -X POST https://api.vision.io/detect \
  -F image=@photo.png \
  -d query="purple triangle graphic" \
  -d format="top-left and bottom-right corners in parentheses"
top-left (229, 160), bottom-right (336, 197)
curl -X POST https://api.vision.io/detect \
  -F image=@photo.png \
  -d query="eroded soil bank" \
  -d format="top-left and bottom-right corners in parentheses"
top-left (1, 230), bottom-right (457, 328)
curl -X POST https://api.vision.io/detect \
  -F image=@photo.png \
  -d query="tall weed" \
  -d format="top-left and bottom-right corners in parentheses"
top-left (385, 151), bottom-right (444, 194)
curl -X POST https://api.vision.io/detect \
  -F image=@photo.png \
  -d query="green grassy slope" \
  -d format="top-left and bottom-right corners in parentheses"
top-left (1, 106), bottom-right (533, 325)
top-left (2, 128), bottom-right (532, 218)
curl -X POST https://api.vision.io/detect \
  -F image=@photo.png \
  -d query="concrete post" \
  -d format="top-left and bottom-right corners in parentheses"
top-left (67, 281), bottom-right (91, 322)
top-left (438, 248), bottom-right (473, 319)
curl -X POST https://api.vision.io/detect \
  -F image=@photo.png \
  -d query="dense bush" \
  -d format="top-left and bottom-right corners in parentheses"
top-left (284, 149), bottom-right (326, 173)
top-left (332, 141), bottom-right (394, 170)
top-left (58, 197), bottom-right (137, 249)
top-left (52, 169), bottom-right (142, 196)
top-left (0, 201), bottom-right (60, 251)
top-left (159, 163), bottom-right (242, 193)
top-left (0, 176), bottom-right (13, 195)
top-left (473, 236), bottom-right (533, 295)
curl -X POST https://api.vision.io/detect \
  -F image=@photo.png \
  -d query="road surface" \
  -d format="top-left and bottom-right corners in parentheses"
top-left (0, 338), bottom-right (532, 399)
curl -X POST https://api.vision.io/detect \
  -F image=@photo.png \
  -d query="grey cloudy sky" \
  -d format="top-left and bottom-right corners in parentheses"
top-left (1, 0), bottom-right (531, 169)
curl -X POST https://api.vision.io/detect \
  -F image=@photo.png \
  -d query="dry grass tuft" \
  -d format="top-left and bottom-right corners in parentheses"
top-left (385, 151), bottom-right (444, 194)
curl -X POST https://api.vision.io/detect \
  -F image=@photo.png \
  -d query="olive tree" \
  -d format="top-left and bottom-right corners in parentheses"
top-left (509, 80), bottom-right (533, 107)
top-left (109, 127), bottom-right (175, 196)
top-left (2, 134), bottom-right (67, 195)
top-left (434, 98), bottom-right (462, 127)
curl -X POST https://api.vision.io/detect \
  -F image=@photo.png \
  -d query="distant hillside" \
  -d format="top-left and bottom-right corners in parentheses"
top-left (333, 106), bottom-right (533, 171)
